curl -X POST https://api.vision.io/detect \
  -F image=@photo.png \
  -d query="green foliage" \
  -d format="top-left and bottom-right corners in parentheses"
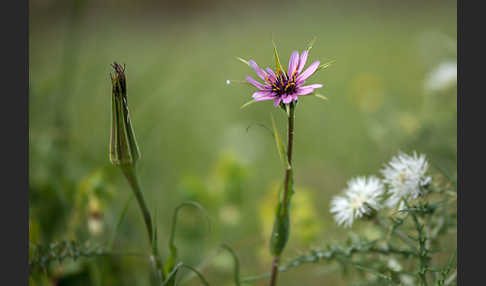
top-left (29, 240), bottom-right (108, 273)
top-left (165, 201), bottom-right (211, 278)
top-left (271, 115), bottom-right (287, 168)
top-left (220, 244), bottom-right (241, 286)
top-left (30, 2), bottom-right (456, 285)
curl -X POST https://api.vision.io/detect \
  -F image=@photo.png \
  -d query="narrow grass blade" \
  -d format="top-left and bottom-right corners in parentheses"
top-left (240, 99), bottom-right (257, 109)
top-left (109, 195), bottom-right (133, 250)
top-left (165, 201), bottom-right (211, 275)
top-left (180, 265), bottom-right (210, 286)
top-left (220, 244), bottom-right (241, 286)
top-left (271, 115), bottom-right (287, 168)
top-left (162, 263), bottom-right (183, 286)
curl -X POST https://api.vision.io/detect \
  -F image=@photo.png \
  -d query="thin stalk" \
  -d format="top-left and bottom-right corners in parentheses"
top-left (404, 200), bottom-right (429, 286)
top-left (411, 213), bottom-right (429, 286)
top-left (374, 217), bottom-right (416, 250)
top-left (269, 103), bottom-right (295, 286)
top-left (268, 256), bottom-right (280, 286)
top-left (282, 104), bottom-right (295, 214)
top-left (120, 164), bottom-right (166, 281)
top-left (121, 165), bottom-right (153, 243)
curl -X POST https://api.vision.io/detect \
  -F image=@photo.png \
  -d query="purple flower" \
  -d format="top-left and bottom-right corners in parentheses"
top-left (246, 50), bottom-right (323, 107)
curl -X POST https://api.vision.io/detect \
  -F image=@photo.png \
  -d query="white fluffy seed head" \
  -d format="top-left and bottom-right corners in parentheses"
top-left (330, 176), bottom-right (385, 227)
top-left (381, 151), bottom-right (431, 208)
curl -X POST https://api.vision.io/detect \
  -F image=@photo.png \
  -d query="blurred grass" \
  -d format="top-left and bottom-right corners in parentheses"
top-left (29, 1), bottom-right (456, 285)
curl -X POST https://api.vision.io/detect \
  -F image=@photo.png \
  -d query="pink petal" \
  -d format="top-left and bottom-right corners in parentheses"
top-left (294, 84), bottom-right (323, 96)
top-left (265, 68), bottom-right (277, 82)
top-left (255, 95), bottom-right (276, 102)
top-left (291, 94), bottom-right (298, 101)
top-left (246, 76), bottom-right (266, 90)
top-left (273, 98), bottom-right (282, 106)
top-left (297, 61), bottom-right (320, 82)
top-left (282, 94), bottom-right (293, 104)
top-left (252, 91), bottom-right (276, 101)
top-left (252, 90), bottom-right (272, 98)
top-left (294, 88), bottom-right (314, 96)
top-left (249, 60), bottom-right (268, 81)
top-left (301, 84), bottom-right (323, 89)
top-left (288, 51), bottom-right (299, 77)
top-left (297, 50), bottom-right (308, 73)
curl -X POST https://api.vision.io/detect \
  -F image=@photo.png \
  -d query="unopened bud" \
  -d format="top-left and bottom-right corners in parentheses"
top-left (109, 62), bottom-right (141, 166)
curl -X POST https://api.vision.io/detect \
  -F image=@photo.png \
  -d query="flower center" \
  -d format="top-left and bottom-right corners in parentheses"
top-left (271, 71), bottom-right (297, 96)
top-left (351, 194), bottom-right (366, 210)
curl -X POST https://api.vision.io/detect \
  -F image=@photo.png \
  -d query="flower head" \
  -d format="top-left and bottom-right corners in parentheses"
top-left (330, 176), bottom-right (384, 227)
top-left (245, 49), bottom-right (323, 107)
top-left (381, 151), bottom-right (431, 208)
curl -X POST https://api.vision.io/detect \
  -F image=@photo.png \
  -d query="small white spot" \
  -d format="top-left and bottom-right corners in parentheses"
top-left (226, 80), bottom-right (231, 85)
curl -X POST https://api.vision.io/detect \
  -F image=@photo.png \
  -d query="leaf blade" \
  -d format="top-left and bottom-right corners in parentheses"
top-left (271, 115), bottom-right (287, 168)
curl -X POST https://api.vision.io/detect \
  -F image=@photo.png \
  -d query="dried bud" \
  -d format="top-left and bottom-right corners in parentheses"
top-left (109, 62), bottom-right (141, 166)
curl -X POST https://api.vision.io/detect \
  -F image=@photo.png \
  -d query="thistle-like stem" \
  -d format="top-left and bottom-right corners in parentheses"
top-left (411, 212), bottom-right (429, 286)
top-left (269, 103), bottom-right (295, 286)
top-left (403, 200), bottom-right (429, 286)
top-left (374, 217), bottom-right (416, 249)
top-left (119, 164), bottom-right (166, 281)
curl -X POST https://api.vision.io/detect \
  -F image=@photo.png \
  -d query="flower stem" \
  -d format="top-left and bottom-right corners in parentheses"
top-left (121, 165), bottom-right (153, 243)
top-left (120, 164), bottom-right (166, 281)
top-left (282, 103), bottom-right (295, 214)
top-left (268, 256), bottom-right (280, 286)
top-left (374, 217), bottom-right (416, 249)
top-left (269, 103), bottom-right (295, 286)
top-left (403, 200), bottom-right (429, 286)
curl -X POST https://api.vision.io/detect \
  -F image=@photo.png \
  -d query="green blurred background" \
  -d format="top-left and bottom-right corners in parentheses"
top-left (29, 0), bottom-right (457, 285)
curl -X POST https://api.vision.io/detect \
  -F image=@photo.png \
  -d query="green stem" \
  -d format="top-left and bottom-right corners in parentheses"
top-left (269, 103), bottom-right (295, 286)
top-left (374, 217), bottom-right (416, 250)
top-left (404, 201), bottom-right (429, 286)
top-left (121, 165), bottom-right (153, 243)
top-left (120, 164), bottom-right (166, 281)
top-left (268, 256), bottom-right (280, 286)
top-left (282, 103), bottom-right (295, 214)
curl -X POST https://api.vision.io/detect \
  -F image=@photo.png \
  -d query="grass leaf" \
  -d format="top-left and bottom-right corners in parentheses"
top-left (220, 244), bottom-right (241, 286)
top-left (271, 114), bottom-right (287, 168)
top-left (180, 264), bottom-right (211, 286)
top-left (166, 201), bottom-right (211, 275)
top-left (240, 99), bottom-right (257, 109)
top-left (108, 195), bottom-right (133, 250)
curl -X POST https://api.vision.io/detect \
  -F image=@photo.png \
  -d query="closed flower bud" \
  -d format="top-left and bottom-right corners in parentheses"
top-left (109, 62), bottom-right (141, 166)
